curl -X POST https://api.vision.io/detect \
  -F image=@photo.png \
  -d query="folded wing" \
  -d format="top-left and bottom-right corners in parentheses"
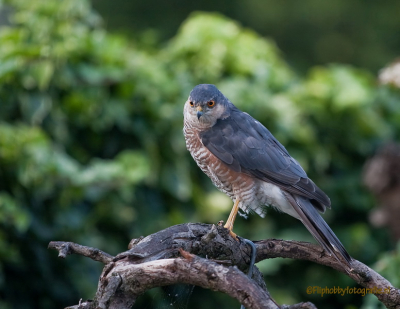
top-left (200, 107), bottom-right (330, 212)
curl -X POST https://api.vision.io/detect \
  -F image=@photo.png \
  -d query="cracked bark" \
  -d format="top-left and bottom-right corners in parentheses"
top-left (49, 223), bottom-right (400, 309)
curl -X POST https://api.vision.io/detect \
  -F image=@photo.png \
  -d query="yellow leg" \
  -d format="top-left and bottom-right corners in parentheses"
top-left (224, 199), bottom-right (240, 239)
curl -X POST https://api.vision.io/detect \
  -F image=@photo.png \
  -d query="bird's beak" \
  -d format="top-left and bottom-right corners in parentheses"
top-left (196, 106), bottom-right (203, 120)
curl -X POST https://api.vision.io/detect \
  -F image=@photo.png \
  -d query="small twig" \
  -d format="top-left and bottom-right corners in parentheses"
top-left (48, 241), bottom-right (114, 264)
top-left (64, 299), bottom-right (93, 309)
top-left (201, 224), bottom-right (218, 243)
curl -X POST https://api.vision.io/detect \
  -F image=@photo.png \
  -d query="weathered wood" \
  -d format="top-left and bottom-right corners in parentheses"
top-left (48, 241), bottom-right (113, 264)
top-left (101, 249), bottom-right (279, 309)
top-left (49, 222), bottom-right (400, 309)
top-left (255, 239), bottom-right (400, 308)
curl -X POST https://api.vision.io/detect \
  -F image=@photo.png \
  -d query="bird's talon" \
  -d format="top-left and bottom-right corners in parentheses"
top-left (224, 226), bottom-right (238, 240)
top-left (229, 230), bottom-right (238, 240)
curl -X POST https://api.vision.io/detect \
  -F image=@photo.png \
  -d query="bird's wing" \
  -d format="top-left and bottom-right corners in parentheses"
top-left (200, 108), bottom-right (331, 210)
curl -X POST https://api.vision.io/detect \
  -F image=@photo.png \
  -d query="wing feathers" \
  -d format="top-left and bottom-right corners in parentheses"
top-left (200, 108), bottom-right (330, 211)
top-left (284, 193), bottom-right (352, 268)
top-left (200, 108), bottom-right (331, 209)
top-left (196, 96), bottom-right (350, 267)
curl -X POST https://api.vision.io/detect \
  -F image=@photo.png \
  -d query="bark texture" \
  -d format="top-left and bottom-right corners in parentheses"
top-left (49, 223), bottom-right (400, 309)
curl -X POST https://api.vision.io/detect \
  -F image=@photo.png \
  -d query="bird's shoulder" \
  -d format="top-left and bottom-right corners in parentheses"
top-left (200, 107), bottom-right (301, 174)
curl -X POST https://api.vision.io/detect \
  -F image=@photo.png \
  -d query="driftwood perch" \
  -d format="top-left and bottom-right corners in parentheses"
top-left (48, 223), bottom-right (400, 309)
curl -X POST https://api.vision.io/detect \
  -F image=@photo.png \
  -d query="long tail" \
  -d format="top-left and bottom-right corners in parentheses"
top-left (284, 193), bottom-right (352, 268)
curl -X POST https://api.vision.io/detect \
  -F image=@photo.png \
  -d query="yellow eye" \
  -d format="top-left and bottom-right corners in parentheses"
top-left (189, 101), bottom-right (194, 107)
top-left (208, 101), bottom-right (215, 107)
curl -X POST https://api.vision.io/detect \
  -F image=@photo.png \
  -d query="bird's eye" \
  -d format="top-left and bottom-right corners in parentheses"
top-left (189, 101), bottom-right (194, 107)
top-left (207, 101), bottom-right (215, 107)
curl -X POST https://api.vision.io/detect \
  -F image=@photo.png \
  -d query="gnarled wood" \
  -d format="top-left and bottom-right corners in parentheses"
top-left (49, 223), bottom-right (400, 309)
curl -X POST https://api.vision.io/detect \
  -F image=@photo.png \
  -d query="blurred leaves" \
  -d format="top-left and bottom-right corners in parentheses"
top-left (0, 192), bottom-right (29, 232)
top-left (166, 12), bottom-right (293, 88)
top-left (0, 0), bottom-right (399, 309)
top-left (304, 65), bottom-right (373, 110)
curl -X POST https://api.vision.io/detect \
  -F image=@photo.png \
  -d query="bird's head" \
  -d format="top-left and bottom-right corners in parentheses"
top-left (184, 84), bottom-right (231, 128)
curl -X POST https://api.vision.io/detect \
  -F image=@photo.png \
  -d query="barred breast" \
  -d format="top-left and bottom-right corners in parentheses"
top-left (183, 122), bottom-right (232, 195)
top-left (184, 121), bottom-right (269, 216)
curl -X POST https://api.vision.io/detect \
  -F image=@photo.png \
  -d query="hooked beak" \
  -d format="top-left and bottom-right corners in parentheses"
top-left (196, 106), bottom-right (203, 120)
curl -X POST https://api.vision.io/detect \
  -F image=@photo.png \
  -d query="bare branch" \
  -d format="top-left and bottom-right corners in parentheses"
top-left (96, 250), bottom-right (279, 309)
top-left (64, 299), bottom-right (93, 309)
top-left (48, 241), bottom-right (113, 264)
top-left (256, 239), bottom-right (400, 309)
top-left (49, 223), bottom-right (400, 309)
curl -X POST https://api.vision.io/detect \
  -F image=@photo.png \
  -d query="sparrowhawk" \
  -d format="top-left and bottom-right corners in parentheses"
top-left (183, 84), bottom-right (352, 267)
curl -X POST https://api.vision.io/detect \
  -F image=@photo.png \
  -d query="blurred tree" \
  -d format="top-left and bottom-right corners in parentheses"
top-left (93, 0), bottom-right (400, 73)
top-left (0, 0), bottom-right (399, 308)
top-left (364, 143), bottom-right (400, 241)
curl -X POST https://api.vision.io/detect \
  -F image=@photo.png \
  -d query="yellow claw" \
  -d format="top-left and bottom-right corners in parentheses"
top-left (223, 199), bottom-right (240, 240)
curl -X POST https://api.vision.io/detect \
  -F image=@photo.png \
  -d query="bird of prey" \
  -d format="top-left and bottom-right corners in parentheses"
top-left (183, 84), bottom-right (352, 267)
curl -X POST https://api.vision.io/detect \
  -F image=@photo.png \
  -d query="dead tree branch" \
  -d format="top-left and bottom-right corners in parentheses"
top-left (94, 249), bottom-right (278, 309)
top-left (255, 239), bottom-right (400, 308)
top-left (49, 223), bottom-right (400, 309)
top-left (48, 241), bottom-right (113, 264)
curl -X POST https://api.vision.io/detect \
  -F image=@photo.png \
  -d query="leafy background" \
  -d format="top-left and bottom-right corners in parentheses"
top-left (0, 0), bottom-right (399, 308)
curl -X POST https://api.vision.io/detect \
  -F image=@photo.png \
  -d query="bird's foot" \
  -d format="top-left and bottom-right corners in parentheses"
top-left (223, 222), bottom-right (239, 240)
top-left (228, 229), bottom-right (238, 240)
top-left (223, 199), bottom-right (240, 240)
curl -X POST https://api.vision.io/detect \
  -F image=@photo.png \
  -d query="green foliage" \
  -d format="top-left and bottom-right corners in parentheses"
top-left (166, 12), bottom-right (293, 87)
top-left (0, 0), bottom-right (399, 308)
